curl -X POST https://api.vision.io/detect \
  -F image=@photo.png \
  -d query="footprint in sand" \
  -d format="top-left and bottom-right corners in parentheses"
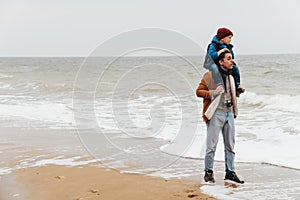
top-left (90, 189), bottom-right (99, 193)
top-left (54, 175), bottom-right (66, 180)
top-left (185, 189), bottom-right (199, 198)
top-left (187, 193), bottom-right (199, 198)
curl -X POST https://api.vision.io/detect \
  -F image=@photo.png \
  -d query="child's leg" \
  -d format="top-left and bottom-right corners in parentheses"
top-left (210, 63), bottom-right (223, 86)
top-left (203, 54), bottom-right (215, 70)
top-left (203, 54), bottom-right (223, 86)
top-left (232, 64), bottom-right (241, 88)
top-left (232, 63), bottom-right (245, 97)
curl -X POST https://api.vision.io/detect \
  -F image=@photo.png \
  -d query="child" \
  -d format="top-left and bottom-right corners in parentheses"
top-left (204, 27), bottom-right (244, 95)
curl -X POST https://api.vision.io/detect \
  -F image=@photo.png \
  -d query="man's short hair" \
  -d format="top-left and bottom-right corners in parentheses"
top-left (218, 50), bottom-right (231, 62)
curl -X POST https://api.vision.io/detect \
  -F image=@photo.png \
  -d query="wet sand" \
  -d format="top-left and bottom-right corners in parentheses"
top-left (14, 165), bottom-right (215, 200)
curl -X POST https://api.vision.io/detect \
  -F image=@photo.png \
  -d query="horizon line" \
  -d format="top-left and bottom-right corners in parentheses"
top-left (0, 52), bottom-right (300, 58)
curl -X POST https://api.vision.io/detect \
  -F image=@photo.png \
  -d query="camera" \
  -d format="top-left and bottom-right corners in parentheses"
top-left (223, 100), bottom-right (233, 107)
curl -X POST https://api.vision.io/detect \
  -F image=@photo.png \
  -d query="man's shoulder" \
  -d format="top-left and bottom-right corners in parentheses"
top-left (203, 71), bottom-right (213, 78)
top-left (201, 71), bottom-right (214, 85)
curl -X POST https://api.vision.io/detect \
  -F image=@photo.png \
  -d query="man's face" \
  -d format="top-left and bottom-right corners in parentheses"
top-left (220, 53), bottom-right (233, 70)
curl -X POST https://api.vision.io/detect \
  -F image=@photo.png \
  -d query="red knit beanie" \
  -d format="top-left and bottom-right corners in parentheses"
top-left (216, 27), bottom-right (233, 40)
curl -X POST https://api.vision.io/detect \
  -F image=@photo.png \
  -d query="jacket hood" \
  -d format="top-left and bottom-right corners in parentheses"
top-left (211, 35), bottom-right (234, 49)
top-left (212, 35), bottom-right (221, 44)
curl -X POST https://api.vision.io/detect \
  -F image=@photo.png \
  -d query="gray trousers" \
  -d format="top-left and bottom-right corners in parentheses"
top-left (204, 109), bottom-right (235, 172)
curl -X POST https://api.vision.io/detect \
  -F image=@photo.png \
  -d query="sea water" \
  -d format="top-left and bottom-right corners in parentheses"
top-left (1, 55), bottom-right (299, 169)
top-left (0, 55), bottom-right (300, 199)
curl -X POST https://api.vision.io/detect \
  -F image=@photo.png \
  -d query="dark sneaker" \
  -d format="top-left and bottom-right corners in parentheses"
top-left (236, 88), bottom-right (245, 97)
top-left (224, 171), bottom-right (244, 184)
top-left (204, 171), bottom-right (215, 183)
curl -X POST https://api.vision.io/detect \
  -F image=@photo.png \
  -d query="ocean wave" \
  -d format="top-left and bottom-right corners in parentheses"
top-left (1, 80), bottom-right (83, 94)
top-left (239, 92), bottom-right (300, 113)
top-left (0, 102), bottom-right (74, 128)
top-left (0, 73), bottom-right (14, 79)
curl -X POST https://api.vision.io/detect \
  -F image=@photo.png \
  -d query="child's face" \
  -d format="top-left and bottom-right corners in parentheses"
top-left (220, 35), bottom-right (233, 45)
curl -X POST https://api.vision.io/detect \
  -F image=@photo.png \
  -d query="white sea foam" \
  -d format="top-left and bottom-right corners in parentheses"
top-left (0, 155), bottom-right (98, 176)
top-left (0, 102), bottom-right (74, 128)
top-left (201, 185), bottom-right (238, 200)
top-left (0, 83), bottom-right (14, 90)
top-left (95, 95), bottom-right (183, 140)
top-left (0, 73), bottom-right (13, 79)
top-left (28, 156), bottom-right (98, 167)
top-left (0, 167), bottom-right (13, 175)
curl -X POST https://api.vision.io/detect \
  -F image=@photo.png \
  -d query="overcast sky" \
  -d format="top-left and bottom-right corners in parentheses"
top-left (0, 0), bottom-right (299, 56)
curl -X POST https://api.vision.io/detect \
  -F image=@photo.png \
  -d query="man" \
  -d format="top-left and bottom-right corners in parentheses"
top-left (196, 50), bottom-right (244, 184)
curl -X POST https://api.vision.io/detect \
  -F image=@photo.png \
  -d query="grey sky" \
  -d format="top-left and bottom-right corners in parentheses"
top-left (0, 0), bottom-right (299, 56)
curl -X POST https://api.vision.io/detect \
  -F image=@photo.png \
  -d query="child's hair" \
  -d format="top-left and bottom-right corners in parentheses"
top-left (218, 50), bottom-right (231, 62)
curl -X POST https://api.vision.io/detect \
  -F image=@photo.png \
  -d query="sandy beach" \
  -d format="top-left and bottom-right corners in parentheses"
top-left (2, 164), bottom-right (215, 200)
top-left (0, 128), bottom-right (215, 200)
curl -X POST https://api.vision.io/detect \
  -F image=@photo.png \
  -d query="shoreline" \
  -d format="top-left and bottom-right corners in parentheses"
top-left (8, 164), bottom-right (215, 200)
top-left (1, 128), bottom-right (300, 199)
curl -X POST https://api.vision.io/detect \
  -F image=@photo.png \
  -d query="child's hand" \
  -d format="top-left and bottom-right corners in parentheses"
top-left (218, 48), bottom-right (230, 55)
